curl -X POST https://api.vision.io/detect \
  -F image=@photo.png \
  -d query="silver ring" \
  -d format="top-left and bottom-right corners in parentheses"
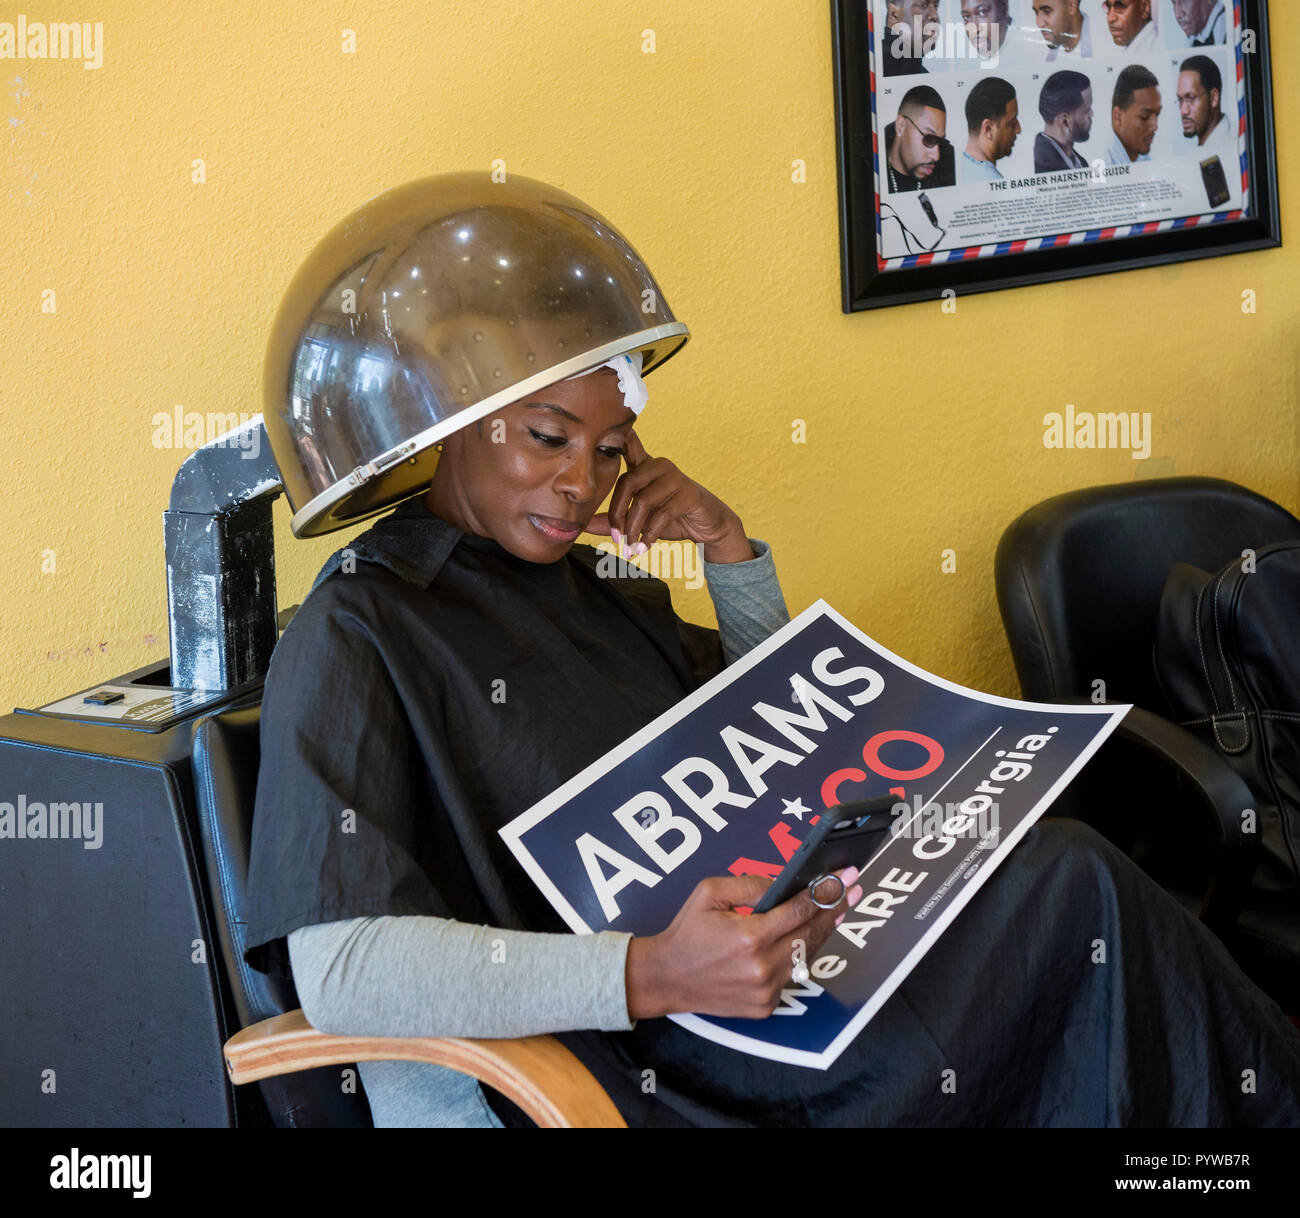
top-left (808, 874), bottom-right (846, 910)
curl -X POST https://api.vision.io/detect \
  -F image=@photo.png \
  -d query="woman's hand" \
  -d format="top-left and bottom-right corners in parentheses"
top-left (625, 869), bottom-right (863, 1021)
top-left (585, 429), bottom-right (754, 564)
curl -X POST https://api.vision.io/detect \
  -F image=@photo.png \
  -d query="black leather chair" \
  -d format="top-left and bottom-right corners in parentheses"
top-left (996, 476), bottom-right (1300, 1012)
top-left (190, 701), bottom-right (626, 1127)
top-left (191, 703), bottom-right (374, 1127)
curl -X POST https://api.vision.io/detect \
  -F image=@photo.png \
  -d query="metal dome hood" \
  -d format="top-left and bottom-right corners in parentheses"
top-left (262, 171), bottom-right (690, 538)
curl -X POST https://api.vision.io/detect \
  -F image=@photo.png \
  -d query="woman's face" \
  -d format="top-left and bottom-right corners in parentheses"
top-left (424, 367), bottom-right (636, 563)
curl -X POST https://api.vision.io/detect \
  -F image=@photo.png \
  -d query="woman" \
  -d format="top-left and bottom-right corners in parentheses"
top-left (244, 359), bottom-right (1300, 1128)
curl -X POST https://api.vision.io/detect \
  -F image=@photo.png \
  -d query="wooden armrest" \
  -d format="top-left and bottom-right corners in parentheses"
top-left (224, 1008), bottom-right (626, 1128)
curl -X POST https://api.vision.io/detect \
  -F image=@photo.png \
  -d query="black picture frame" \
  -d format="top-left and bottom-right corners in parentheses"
top-left (832, 0), bottom-right (1280, 312)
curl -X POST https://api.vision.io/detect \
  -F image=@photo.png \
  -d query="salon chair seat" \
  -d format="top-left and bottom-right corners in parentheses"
top-left (190, 702), bottom-right (626, 1128)
top-left (996, 476), bottom-right (1300, 1014)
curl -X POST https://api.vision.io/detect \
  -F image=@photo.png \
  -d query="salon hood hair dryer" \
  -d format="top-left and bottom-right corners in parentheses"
top-left (264, 170), bottom-right (688, 540)
top-left (165, 170), bottom-right (690, 693)
top-left (0, 172), bottom-right (687, 1127)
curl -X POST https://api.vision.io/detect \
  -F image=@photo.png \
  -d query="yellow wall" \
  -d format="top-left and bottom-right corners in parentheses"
top-left (2, 1), bottom-right (1296, 712)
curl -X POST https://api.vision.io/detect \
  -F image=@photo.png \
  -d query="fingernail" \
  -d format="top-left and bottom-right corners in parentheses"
top-left (840, 865), bottom-right (860, 886)
top-left (611, 527), bottom-right (621, 546)
top-left (630, 541), bottom-right (647, 556)
top-left (835, 913), bottom-right (846, 926)
top-left (847, 885), bottom-right (863, 907)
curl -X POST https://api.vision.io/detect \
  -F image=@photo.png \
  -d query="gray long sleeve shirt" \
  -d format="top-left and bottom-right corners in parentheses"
top-left (286, 536), bottom-right (791, 1127)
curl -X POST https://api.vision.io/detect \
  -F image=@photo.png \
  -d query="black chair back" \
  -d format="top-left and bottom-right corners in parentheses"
top-left (996, 476), bottom-right (1300, 714)
top-left (191, 703), bottom-right (373, 1127)
top-left (995, 475), bottom-right (1300, 954)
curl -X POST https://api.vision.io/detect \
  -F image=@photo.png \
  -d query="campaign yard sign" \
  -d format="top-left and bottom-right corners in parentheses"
top-left (500, 599), bottom-right (1128, 1069)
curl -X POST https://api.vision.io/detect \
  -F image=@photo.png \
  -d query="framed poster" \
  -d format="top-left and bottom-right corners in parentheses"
top-left (832, 1), bottom-right (1280, 311)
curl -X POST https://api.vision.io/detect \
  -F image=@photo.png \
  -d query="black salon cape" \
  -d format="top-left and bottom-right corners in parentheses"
top-left (244, 497), bottom-right (1300, 1127)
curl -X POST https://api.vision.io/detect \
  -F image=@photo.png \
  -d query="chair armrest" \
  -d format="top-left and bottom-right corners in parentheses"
top-left (1109, 705), bottom-right (1260, 933)
top-left (223, 1009), bottom-right (626, 1128)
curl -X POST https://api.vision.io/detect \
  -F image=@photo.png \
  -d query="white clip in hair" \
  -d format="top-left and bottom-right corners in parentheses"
top-left (563, 350), bottom-right (649, 415)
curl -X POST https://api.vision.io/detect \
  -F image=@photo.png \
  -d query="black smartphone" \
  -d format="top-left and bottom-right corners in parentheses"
top-left (1200, 156), bottom-right (1231, 208)
top-left (749, 795), bottom-right (896, 915)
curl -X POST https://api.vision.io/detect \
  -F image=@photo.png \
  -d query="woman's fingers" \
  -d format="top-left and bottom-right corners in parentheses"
top-left (609, 469), bottom-right (678, 552)
top-left (606, 463), bottom-right (661, 543)
top-left (613, 439), bottom-right (692, 551)
top-left (652, 872), bottom-right (867, 1019)
top-left (752, 867), bottom-right (855, 944)
top-left (605, 433), bottom-right (734, 555)
top-left (624, 427), bottom-right (650, 468)
top-left (636, 495), bottom-right (683, 551)
top-left (779, 878), bottom-right (864, 977)
top-left (611, 429), bottom-right (666, 547)
top-left (624, 487), bottom-right (682, 553)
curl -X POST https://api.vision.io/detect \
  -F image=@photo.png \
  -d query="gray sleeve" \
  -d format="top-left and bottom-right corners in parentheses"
top-left (700, 537), bottom-right (792, 665)
top-left (287, 915), bottom-right (637, 1039)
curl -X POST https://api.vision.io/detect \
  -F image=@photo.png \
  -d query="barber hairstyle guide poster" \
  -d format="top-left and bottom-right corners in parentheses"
top-left (870, 0), bottom-right (1251, 268)
top-left (500, 601), bottom-right (1128, 1069)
